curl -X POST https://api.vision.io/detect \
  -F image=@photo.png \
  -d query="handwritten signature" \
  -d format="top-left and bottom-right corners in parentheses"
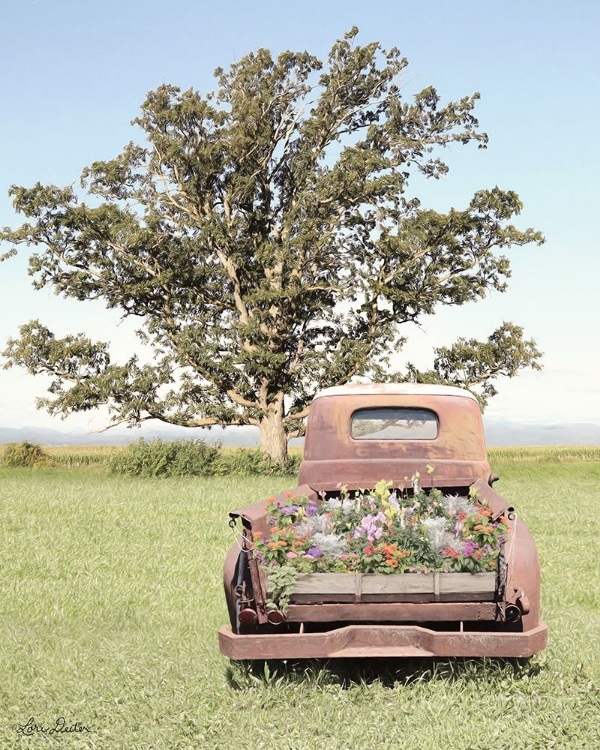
top-left (16, 716), bottom-right (92, 735)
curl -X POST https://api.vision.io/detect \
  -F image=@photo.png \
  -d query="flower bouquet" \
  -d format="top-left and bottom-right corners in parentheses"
top-left (253, 479), bottom-right (508, 612)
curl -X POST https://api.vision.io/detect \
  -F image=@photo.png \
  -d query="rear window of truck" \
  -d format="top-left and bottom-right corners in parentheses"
top-left (351, 408), bottom-right (439, 440)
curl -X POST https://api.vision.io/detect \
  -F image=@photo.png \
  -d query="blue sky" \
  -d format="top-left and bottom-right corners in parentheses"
top-left (0, 0), bottom-right (598, 433)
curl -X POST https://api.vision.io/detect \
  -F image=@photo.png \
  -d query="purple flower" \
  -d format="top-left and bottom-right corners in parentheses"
top-left (267, 515), bottom-right (276, 525)
top-left (280, 505), bottom-right (299, 516)
top-left (307, 503), bottom-right (319, 517)
top-left (464, 541), bottom-right (480, 558)
top-left (352, 512), bottom-right (386, 542)
top-left (254, 551), bottom-right (263, 560)
top-left (306, 546), bottom-right (323, 558)
top-left (405, 508), bottom-right (415, 517)
top-left (498, 534), bottom-right (506, 545)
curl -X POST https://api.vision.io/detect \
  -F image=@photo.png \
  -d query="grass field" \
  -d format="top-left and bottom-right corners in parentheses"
top-left (1, 453), bottom-right (600, 748)
top-left (3, 442), bottom-right (600, 468)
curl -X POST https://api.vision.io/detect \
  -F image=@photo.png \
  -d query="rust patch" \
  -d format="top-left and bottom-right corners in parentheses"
top-left (300, 393), bottom-right (489, 487)
top-left (218, 623), bottom-right (548, 660)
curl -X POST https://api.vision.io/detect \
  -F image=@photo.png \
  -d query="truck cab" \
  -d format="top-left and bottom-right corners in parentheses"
top-left (299, 383), bottom-right (491, 490)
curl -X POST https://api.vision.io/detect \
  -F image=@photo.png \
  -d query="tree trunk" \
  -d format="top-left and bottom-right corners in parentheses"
top-left (259, 405), bottom-right (288, 463)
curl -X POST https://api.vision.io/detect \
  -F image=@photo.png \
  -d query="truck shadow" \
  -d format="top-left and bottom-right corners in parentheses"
top-left (226, 655), bottom-right (544, 690)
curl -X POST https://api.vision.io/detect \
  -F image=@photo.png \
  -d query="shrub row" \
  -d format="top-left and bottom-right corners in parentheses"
top-left (2, 438), bottom-right (301, 477)
top-left (107, 439), bottom-right (301, 477)
top-left (1, 439), bottom-right (301, 476)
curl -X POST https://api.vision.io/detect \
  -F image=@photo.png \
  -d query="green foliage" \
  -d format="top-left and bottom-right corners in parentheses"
top-left (406, 322), bottom-right (542, 408)
top-left (1, 440), bottom-right (50, 468)
top-left (214, 448), bottom-right (273, 476)
top-left (0, 28), bottom-right (544, 460)
top-left (215, 448), bottom-right (301, 477)
top-left (108, 438), bottom-right (221, 477)
top-left (107, 440), bottom-right (302, 477)
top-left (264, 564), bottom-right (298, 612)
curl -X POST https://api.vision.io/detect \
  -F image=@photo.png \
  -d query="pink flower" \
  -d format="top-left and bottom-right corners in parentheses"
top-left (286, 551), bottom-right (297, 559)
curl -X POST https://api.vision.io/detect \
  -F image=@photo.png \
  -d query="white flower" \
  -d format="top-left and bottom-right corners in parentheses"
top-left (342, 497), bottom-right (360, 515)
top-left (311, 532), bottom-right (347, 558)
top-left (423, 517), bottom-right (455, 554)
top-left (325, 496), bottom-right (360, 516)
top-left (296, 513), bottom-right (334, 535)
top-left (442, 494), bottom-right (478, 516)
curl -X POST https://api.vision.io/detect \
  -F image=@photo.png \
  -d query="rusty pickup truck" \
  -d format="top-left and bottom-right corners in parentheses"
top-left (219, 383), bottom-right (547, 659)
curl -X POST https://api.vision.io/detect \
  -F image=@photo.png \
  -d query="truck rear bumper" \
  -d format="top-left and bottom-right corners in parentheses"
top-left (219, 622), bottom-right (548, 659)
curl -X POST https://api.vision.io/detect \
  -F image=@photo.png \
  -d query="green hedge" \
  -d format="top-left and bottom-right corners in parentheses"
top-left (108, 438), bottom-right (221, 477)
top-left (2, 441), bottom-right (51, 468)
top-left (215, 448), bottom-right (301, 477)
top-left (108, 439), bottom-right (301, 477)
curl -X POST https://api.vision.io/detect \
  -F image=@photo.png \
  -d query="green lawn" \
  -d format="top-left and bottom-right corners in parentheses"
top-left (1, 459), bottom-right (599, 749)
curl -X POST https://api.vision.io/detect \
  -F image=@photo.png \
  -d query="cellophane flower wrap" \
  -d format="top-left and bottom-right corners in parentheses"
top-left (253, 480), bottom-right (507, 578)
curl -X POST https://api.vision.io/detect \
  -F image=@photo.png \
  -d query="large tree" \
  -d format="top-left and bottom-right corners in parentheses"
top-left (1, 29), bottom-right (542, 461)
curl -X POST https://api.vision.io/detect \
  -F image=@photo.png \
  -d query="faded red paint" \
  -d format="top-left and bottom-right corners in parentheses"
top-left (219, 623), bottom-right (548, 659)
top-left (299, 391), bottom-right (490, 489)
top-left (220, 385), bottom-right (547, 659)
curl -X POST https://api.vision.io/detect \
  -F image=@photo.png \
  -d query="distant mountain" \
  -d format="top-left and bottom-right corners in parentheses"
top-left (0, 424), bottom-right (260, 446)
top-left (483, 418), bottom-right (600, 447)
top-left (1, 419), bottom-right (599, 447)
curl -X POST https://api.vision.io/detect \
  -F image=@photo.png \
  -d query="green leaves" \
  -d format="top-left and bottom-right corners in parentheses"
top-left (405, 323), bottom-right (543, 408)
top-left (4, 321), bottom-right (111, 379)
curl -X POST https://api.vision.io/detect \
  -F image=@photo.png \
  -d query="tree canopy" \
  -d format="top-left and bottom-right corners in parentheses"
top-left (1, 28), bottom-right (543, 461)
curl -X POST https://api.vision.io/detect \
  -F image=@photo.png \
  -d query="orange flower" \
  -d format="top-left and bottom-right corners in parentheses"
top-left (385, 559), bottom-right (399, 568)
top-left (278, 540), bottom-right (287, 547)
top-left (480, 507), bottom-right (493, 517)
top-left (285, 492), bottom-right (294, 498)
top-left (499, 515), bottom-right (507, 523)
top-left (270, 526), bottom-right (280, 534)
top-left (484, 526), bottom-right (493, 534)
top-left (252, 531), bottom-right (263, 540)
top-left (474, 524), bottom-right (483, 531)
top-left (268, 542), bottom-right (278, 550)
